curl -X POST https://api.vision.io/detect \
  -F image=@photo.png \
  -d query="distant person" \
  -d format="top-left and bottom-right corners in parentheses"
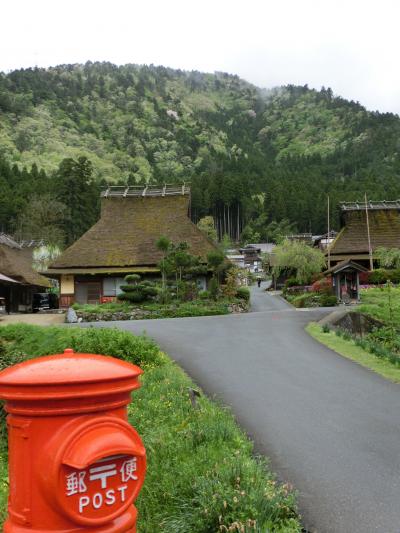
top-left (257, 277), bottom-right (261, 288)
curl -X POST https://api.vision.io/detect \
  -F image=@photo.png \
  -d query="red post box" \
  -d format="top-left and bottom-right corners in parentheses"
top-left (0, 348), bottom-right (146, 532)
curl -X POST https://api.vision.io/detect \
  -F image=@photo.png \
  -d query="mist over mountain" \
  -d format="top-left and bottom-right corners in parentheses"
top-left (1, 61), bottom-right (400, 244)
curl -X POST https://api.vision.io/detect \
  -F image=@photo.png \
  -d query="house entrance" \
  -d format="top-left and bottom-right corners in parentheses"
top-left (75, 282), bottom-right (102, 304)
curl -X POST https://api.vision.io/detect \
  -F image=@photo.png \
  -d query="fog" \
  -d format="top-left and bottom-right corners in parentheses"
top-left (2, 0), bottom-right (400, 113)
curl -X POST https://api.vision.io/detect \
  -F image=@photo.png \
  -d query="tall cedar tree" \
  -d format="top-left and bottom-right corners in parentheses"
top-left (56, 157), bottom-right (100, 246)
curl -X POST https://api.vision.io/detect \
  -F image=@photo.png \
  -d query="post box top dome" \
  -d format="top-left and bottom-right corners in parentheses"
top-left (0, 349), bottom-right (142, 386)
top-left (0, 349), bottom-right (143, 413)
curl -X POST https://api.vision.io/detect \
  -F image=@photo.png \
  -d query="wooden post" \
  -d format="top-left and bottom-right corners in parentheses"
top-left (327, 195), bottom-right (331, 270)
top-left (365, 193), bottom-right (374, 271)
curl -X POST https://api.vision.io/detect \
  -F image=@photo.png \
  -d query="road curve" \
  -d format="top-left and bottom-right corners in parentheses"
top-left (88, 285), bottom-right (400, 532)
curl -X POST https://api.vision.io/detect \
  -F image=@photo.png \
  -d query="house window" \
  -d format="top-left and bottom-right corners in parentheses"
top-left (103, 277), bottom-right (125, 297)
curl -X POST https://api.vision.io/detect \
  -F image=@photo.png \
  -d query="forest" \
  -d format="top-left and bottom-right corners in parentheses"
top-left (1, 61), bottom-right (400, 247)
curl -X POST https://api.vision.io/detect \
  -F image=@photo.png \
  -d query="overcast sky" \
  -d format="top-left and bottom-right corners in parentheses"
top-left (2, 0), bottom-right (400, 114)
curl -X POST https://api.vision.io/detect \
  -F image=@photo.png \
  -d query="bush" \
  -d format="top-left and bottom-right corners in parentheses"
top-left (124, 274), bottom-right (141, 283)
top-left (368, 269), bottom-right (391, 284)
top-left (319, 295), bottom-right (337, 307)
top-left (321, 324), bottom-right (331, 333)
top-left (236, 287), bottom-right (250, 302)
top-left (0, 324), bottom-right (165, 369)
top-left (209, 278), bottom-right (219, 300)
top-left (367, 327), bottom-right (400, 353)
top-left (156, 287), bottom-right (172, 304)
top-left (389, 269), bottom-right (400, 284)
top-left (285, 277), bottom-right (299, 288)
top-left (290, 293), bottom-right (316, 308)
top-left (118, 290), bottom-right (146, 303)
top-left (311, 276), bottom-right (332, 294)
top-left (198, 290), bottom-right (211, 300)
top-left (118, 274), bottom-right (158, 304)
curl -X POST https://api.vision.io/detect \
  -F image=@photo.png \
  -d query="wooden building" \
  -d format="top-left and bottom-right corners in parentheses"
top-left (324, 260), bottom-right (368, 303)
top-left (0, 234), bottom-right (50, 312)
top-left (46, 185), bottom-right (220, 307)
top-left (328, 201), bottom-right (400, 267)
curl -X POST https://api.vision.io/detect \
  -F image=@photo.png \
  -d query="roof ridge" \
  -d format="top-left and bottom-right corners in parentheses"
top-left (340, 200), bottom-right (400, 211)
top-left (101, 184), bottom-right (190, 198)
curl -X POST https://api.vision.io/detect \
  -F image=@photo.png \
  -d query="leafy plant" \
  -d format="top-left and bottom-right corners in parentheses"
top-left (272, 239), bottom-right (326, 284)
top-left (236, 287), bottom-right (250, 302)
top-left (118, 274), bottom-right (157, 304)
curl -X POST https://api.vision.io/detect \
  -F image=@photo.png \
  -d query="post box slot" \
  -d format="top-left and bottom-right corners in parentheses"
top-left (62, 425), bottom-right (145, 470)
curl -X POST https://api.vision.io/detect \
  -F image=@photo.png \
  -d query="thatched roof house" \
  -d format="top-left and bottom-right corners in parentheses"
top-left (0, 233), bottom-right (50, 312)
top-left (47, 185), bottom-right (219, 306)
top-left (328, 201), bottom-right (400, 267)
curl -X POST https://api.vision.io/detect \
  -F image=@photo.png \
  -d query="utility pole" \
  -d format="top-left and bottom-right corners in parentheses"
top-left (327, 195), bottom-right (331, 270)
top-left (365, 192), bottom-right (374, 271)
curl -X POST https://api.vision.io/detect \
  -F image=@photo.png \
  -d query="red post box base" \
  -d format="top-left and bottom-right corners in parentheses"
top-left (3, 506), bottom-right (137, 533)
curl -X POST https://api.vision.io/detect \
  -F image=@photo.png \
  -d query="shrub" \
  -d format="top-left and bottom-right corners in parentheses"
top-left (319, 295), bottom-right (337, 307)
top-left (118, 290), bottom-right (146, 303)
top-left (199, 290), bottom-right (211, 300)
top-left (368, 269), bottom-right (391, 284)
top-left (156, 287), bottom-right (172, 304)
top-left (290, 293), bottom-right (316, 308)
top-left (236, 287), bottom-right (250, 302)
top-left (285, 277), bottom-right (299, 288)
top-left (124, 274), bottom-right (141, 283)
top-left (321, 324), bottom-right (331, 333)
top-left (118, 274), bottom-right (158, 304)
top-left (389, 269), bottom-right (400, 284)
top-left (209, 278), bottom-right (219, 300)
top-left (311, 276), bottom-right (332, 294)
top-left (367, 327), bottom-right (400, 353)
top-left (0, 324), bottom-right (165, 369)
top-left (119, 284), bottom-right (138, 292)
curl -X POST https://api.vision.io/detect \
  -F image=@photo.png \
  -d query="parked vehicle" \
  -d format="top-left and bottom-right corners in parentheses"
top-left (32, 293), bottom-right (59, 312)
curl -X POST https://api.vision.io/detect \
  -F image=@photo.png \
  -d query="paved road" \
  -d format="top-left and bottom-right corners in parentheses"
top-left (92, 285), bottom-right (400, 532)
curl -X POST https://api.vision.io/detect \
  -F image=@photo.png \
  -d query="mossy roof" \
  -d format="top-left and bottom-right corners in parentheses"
top-left (50, 195), bottom-right (219, 270)
top-left (329, 209), bottom-right (400, 256)
top-left (0, 242), bottom-right (50, 287)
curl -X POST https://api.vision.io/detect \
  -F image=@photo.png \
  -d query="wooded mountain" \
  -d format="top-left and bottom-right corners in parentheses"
top-left (1, 61), bottom-right (400, 245)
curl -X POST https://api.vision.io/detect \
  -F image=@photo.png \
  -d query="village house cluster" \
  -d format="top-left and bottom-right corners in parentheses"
top-left (1, 189), bottom-right (400, 311)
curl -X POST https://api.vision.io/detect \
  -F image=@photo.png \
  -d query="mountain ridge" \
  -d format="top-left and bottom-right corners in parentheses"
top-left (1, 61), bottom-right (400, 241)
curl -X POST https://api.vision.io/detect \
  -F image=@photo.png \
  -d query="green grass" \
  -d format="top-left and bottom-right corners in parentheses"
top-left (0, 324), bottom-right (300, 532)
top-left (306, 322), bottom-right (400, 383)
top-left (357, 286), bottom-right (400, 325)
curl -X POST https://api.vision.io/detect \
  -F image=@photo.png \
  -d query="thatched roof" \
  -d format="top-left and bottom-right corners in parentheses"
top-left (0, 273), bottom-right (20, 284)
top-left (0, 240), bottom-right (50, 287)
top-left (49, 193), bottom-right (219, 271)
top-left (328, 208), bottom-right (400, 257)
